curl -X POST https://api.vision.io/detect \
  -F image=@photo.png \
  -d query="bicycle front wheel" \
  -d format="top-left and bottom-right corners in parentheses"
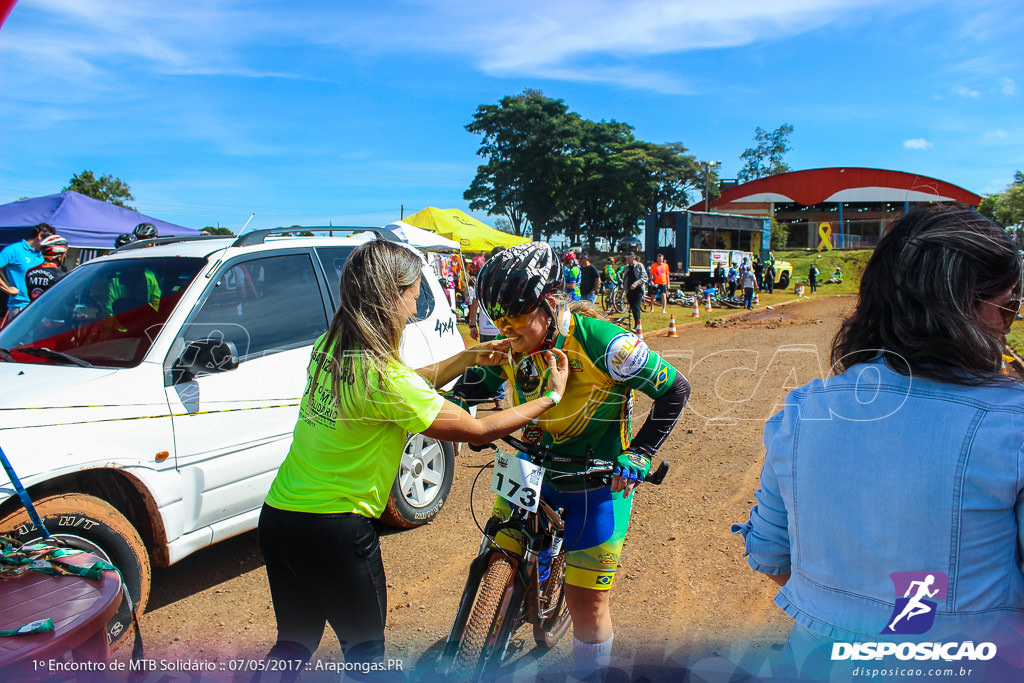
top-left (451, 556), bottom-right (520, 681)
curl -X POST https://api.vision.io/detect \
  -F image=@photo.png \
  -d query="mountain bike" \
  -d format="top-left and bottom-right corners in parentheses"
top-left (440, 435), bottom-right (669, 681)
top-left (602, 285), bottom-right (626, 314)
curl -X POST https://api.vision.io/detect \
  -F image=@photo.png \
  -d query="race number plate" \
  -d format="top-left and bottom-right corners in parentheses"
top-left (491, 451), bottom-right (545, 512)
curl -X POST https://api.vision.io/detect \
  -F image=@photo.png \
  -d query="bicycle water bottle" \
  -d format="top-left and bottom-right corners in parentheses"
top-left (538, 531), bottom-right (564, 583)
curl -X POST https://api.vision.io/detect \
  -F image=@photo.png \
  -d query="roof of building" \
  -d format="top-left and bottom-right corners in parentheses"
top-left (693, 167), bottom-right (982, 210)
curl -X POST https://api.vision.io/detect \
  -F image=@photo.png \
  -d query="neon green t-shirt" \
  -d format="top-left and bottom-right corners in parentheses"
top-left (265, 337), bottom-right (445, 517)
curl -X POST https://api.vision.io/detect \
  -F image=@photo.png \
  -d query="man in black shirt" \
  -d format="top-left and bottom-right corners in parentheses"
top-left (578, 254), bottom-right (601, 304)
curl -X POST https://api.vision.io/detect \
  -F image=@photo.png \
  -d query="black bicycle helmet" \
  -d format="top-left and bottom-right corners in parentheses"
top-left (476, 242), bottom-right (563, 321)
top-left (133, 222), bottom-right (158, 239)
top-left (114, 233), bottom-right (137, 248)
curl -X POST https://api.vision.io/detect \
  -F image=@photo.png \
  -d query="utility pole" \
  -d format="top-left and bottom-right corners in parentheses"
top-left (704, 161), bottom-right (721, 213)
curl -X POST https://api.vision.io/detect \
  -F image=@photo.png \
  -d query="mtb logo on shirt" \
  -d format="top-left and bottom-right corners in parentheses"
top-left (882, 571), bottom-right (948, 635)
top-left (604, 334), bottom-right (649, 381)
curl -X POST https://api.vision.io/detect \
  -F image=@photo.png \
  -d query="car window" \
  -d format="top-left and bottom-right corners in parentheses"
top-left (0, 257), bottom-right (205, 368)
top-left (180, 253), bottom-right (329, 360)
top-left (315, 245), bottom-right (435, 320)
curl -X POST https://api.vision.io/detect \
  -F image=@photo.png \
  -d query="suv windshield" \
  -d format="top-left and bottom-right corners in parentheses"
top-left (0, 257), bottom-right (206, 368)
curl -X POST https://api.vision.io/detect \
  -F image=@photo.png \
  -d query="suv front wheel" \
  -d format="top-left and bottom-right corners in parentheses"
top-left (381, 435), bottom-right (455, 528)
top-left (0, 493), bottom-right (150, 650)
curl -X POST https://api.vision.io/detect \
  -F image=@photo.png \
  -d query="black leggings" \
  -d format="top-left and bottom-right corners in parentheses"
top-left (627, 290), bottom-right (644, 329)
top-left (258, 504), bottom-right (387, 672)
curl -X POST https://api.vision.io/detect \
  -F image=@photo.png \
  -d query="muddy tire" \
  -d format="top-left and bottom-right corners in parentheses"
top-left (0, 493), bottom-right (150, 650)
top-left (777, 271), bottom-right (790, 290)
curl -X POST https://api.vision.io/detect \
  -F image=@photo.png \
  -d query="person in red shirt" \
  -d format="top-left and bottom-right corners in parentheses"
top-left (649, 253), bottom-right (671, 313)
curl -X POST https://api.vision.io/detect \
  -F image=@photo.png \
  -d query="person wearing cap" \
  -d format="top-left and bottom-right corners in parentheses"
top-left (25, 235), bottom-right (70, 302)
top-left (0, 222), bottom-right (55, 327)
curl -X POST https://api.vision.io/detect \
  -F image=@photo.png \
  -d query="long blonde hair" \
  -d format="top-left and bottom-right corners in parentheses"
top-left (311, 239), bottom-right (423, 403)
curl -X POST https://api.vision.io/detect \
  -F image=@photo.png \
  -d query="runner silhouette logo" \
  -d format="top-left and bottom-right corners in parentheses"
top-left (882, 571), bottom-right (949, 635)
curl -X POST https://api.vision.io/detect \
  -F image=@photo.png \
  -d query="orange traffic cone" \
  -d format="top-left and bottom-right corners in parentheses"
top-left (705, 294), bottom-right (713, 312)
top-left (691, 300), bottom-right (700, 318)
top-left (667, 315), bottom-right (678, 337)
top-left (753, 290), bottom-right (759, 306)
top-left (634, 319), bottom-right (644, 337)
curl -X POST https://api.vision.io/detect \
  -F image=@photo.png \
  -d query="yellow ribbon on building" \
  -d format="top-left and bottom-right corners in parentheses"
top-left (817, 222), bottom-right (833, 251)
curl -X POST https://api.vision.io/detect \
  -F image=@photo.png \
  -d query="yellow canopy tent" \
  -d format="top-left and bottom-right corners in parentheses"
top-left (403, 207), bottom-right (530, 253)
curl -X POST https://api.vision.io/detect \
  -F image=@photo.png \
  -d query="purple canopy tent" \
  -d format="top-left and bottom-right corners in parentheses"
top-left (0, 191), bottom-right (198, 249)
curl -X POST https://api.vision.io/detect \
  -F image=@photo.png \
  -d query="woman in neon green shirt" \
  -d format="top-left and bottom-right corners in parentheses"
top-left (258, 239), bottom-right (568, 675)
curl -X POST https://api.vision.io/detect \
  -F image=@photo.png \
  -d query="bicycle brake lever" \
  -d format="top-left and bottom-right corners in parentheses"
top-left (645, 461), bottom-right (670, 485)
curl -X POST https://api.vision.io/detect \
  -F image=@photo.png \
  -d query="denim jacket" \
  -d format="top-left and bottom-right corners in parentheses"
top-left (733, 357), bottom-right (1024, 642)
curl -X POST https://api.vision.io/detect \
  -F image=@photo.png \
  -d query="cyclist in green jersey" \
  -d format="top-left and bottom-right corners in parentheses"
top-left (450, 242), bottom-right (691, 679)
top-left (257, 239), bottom-right (569, 677)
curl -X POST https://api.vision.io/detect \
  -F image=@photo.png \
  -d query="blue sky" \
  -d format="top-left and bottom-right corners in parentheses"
top-left (1, 0), bottom-right (1021, 232)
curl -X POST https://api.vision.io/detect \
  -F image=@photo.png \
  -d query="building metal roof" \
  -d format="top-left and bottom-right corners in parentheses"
top-left (694, 167), bottom-right (982, 210)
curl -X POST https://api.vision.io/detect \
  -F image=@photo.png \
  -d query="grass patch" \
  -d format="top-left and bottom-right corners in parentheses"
top-left (774, 249), bottom-right (873, 297)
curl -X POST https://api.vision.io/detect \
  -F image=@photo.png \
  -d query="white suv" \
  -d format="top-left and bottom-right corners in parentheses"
top-left (0, 229), bottom-right (465, 646)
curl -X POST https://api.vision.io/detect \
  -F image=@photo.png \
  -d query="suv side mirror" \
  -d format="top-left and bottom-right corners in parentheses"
top-left (172, 337), bottom-right (239, 383)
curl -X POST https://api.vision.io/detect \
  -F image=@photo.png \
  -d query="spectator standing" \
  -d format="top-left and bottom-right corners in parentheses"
top-left (808, 263), bottom-right (819, 293)
top-left (753, 257), bottom-right (764, 290)
top-left (563, 253), bottom-right (581, 301)
top-left (740, 267), bottom-right (757, 309)
top-left (602, 256), bottom-right (620, 310)
top-left (25, 235), bottom-right (69, 302)
top-left (727, 265), bottom-right (738, 298)
top-left (578, 254), bottom-right (601, 304)
top-left (649, 253), bottom-right (671, 313)
top-left (466, 254), bottom-right (507, 409)
top-left (764, 260), bottom-right (776, 295)
top-left (733, 205), bottom-right (1024, 679)
top-left (0, 223), bottom-right (54, 327)
top-left (714, 262), bottom-right (727, 296)
top-left (622, 251), bottom-right (648, 331)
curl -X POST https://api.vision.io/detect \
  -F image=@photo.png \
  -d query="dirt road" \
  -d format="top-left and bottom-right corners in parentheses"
top-left (132, 296), bottom-right (856, 680)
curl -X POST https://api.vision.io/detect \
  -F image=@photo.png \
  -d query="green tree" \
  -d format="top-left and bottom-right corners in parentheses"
top-left (464, 90), bottom-right (583, 240)
top-left (769, 218), bottom-right (789, 250)
top-left (625, 141), bottom-right (703, 215)
top-left (737, 124), bottom-right (794, 183)
top-left (64, 170), bottom-right (135, 209)
top-left (978, 171), bottom-right (1024, 231)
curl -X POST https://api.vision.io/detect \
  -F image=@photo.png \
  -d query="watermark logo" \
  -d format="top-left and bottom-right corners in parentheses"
top-left (883, 571), bottom-right (948, 635)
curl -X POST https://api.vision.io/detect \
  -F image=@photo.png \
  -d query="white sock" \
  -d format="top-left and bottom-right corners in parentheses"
top-left (573, 634), bottom-right (613, 679)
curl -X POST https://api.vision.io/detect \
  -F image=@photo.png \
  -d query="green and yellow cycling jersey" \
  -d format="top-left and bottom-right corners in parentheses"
top-left (475, 311), bottom-right (678, 465)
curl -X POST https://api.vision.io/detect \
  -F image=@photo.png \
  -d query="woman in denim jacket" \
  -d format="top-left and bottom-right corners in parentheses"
top-left (734, 205), bottom-right (1024, 678)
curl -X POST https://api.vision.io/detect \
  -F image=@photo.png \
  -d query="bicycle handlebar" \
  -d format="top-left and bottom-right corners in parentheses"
top-left (468, 435), bottom-right (670, 486)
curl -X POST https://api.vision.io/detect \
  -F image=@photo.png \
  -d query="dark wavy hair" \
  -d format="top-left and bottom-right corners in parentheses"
top-left (831, 205), bottom-right (1023, 384)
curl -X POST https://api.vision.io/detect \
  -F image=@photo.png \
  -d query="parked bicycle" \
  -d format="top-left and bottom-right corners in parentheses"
top-left (441, 435), bottom-right (669, 681)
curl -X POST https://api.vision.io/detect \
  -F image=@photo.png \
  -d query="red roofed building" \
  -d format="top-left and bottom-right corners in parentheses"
top-left (690, 167), bottom-right (981, 249)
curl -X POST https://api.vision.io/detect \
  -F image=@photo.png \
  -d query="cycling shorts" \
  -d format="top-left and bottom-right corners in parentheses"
top-left (490, 482), bottom-right (633, 591)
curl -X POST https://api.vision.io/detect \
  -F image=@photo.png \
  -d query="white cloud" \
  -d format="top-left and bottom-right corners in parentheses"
top-left (1003, 78), bottom-right (1017, 95)
top-left (952, 85), bottom-right (980, 98)
top-left (985, 130), bottom-right (1008, 138)
top-left (904, 138), bottom-right (933, 150)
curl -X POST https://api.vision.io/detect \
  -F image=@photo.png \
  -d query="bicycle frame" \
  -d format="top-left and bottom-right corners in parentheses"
top-left (442, 498), bottom-right (565, 666)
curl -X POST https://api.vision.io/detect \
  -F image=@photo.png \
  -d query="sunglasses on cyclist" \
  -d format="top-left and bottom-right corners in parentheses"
top-left (491, 312), bottom-right (533, 329)
top-left (982, 298), bottom-right (1022, 330)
